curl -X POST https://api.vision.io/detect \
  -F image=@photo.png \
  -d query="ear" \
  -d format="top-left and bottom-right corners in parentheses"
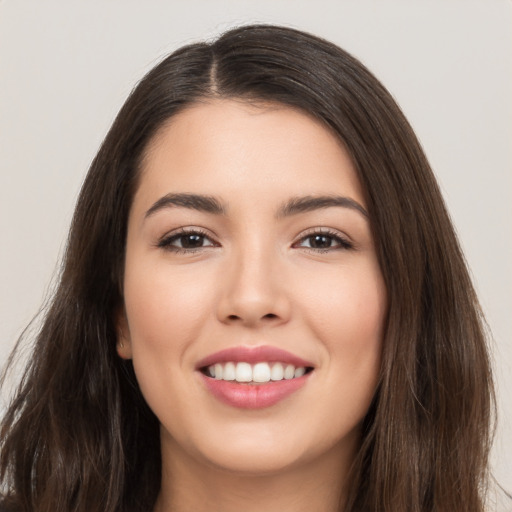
top-left (115, 306), bottom-right (133, 360)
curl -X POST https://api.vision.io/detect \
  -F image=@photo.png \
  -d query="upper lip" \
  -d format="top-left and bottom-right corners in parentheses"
top-left (195, 345), bottom-right (314, 370)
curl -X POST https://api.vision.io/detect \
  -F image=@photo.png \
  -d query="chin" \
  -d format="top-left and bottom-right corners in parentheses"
top-left (176, 420), bottom-right (357, 478)
top-left (201, 443), bottom-right (309, 476)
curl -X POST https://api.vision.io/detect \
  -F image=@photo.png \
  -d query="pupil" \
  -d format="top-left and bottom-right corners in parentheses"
top-left (311, 235), bottom-right (331, 248)
top-left (182, 234), bottom-right (203, 248)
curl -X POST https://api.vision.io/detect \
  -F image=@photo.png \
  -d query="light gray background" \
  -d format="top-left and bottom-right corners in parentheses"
top-left (1, 0), bottom-right (511, 493)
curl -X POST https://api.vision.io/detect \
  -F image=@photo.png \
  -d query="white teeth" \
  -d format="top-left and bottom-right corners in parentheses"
top-left (284, 364), bottom-right (295, 380)
top-left (294, 366), bottom-right (306, 378)
top-left (253, 362), bottom-right (271, 383)
top-left (235, 362), bottom-right (252, 382)
top-left (206, 361), bottom-right (309, 383)
top-left (223, 362), bottom-right (236, 381)
top-left (270, 362), bottom-right (284, 381)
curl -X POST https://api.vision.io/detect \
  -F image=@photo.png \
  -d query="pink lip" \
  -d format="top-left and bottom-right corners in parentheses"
top-left (195, 345), bottom-right (314, 369)
top-left (200, 374), bottom-right (310, 409)
top-left (196, 345), bottom-right (314, 409)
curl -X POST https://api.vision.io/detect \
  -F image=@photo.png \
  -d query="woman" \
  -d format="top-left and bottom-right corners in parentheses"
top-left (0, 24), bottom-right (497, 511)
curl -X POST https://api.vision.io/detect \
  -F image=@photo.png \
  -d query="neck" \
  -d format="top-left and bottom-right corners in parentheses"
top-left (154, 434), bottom-right (356, 512)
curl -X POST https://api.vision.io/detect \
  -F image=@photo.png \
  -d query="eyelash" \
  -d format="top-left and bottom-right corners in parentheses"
top-left (157, 227), bottom-right (354, 254)
top-left (292, 228), bottom-right (354, 253)
top-left (157, 227), bottom-right (217, 254)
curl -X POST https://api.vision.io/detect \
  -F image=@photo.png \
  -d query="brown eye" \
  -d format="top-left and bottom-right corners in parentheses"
top-left (295, 231), bottom-right (353, 251)
top-left (158, 229), bottom-right (217, 252)
top-left (177, 234), bottom-right (208, 248)
top-left (306, 235), bottom-right (335, 249)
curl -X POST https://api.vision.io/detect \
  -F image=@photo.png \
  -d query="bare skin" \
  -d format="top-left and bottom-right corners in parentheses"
top-left (117, 99), bottom-right (387, 512)
top-left (153, 431), bottom-right (355, 512)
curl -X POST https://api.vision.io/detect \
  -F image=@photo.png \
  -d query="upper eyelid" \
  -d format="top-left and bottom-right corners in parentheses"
top-left (161, 226), bottom-right (217, 239)
top-left (161, 226), bottom-right (350, 239)
top-left (294, 227), bottom-right (351, 241)
top-left (160, 226), bottom-right (350, 240)
top-left (157, 227), bottom-right (219, 248)
top-left (156, 226), bottom-right (353, 247)
top-left (292, 228), bottom-right (355, 251)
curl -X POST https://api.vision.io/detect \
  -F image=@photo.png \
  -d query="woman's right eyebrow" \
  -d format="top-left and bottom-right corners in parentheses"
top-left (145, 193), bottom-right (227, 218)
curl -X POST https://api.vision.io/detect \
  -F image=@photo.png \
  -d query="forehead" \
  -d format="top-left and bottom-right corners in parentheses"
top-left (135, 99), bottom-right (365, 210)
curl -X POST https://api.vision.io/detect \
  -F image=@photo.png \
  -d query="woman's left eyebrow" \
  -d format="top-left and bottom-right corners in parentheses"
top-left (276, 195), bottom-right (368, 219)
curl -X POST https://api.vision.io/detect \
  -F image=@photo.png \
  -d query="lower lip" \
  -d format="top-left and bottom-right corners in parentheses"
top-left (200, 373), bottom-right (310, 409)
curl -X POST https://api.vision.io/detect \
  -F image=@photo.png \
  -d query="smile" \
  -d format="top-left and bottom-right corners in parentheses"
top-left (196, 346), bottom-right (315, 409)
top-left (204, 361), bottom-right (310, 383)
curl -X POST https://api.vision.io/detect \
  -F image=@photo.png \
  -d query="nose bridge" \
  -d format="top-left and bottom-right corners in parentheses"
top-left (217, 236), bottom-right (290, 326)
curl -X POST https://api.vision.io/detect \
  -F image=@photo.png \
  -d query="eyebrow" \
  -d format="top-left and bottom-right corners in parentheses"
top-left (144, 192), bottom-right (368, 220)
top-left (277, 195), bottom-right (368, 219)
top-left (145, 193), bottom-right (227, 218)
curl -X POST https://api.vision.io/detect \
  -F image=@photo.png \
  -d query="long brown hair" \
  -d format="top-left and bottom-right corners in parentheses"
top-left (0, 24), bottom-right (495, 512)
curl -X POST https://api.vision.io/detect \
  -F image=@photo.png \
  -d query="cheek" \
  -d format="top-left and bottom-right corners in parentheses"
top-left (122, 261), bottom-right (217, 359)
top-left (122, 262), bottom-right (219, 416)
top-left (299, 261), bottom-right (386, 390)
top-left (305, 265), bottom-right (385, 340)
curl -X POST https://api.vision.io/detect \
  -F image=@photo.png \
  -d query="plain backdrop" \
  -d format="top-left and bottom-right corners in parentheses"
top-left (1, 0), bottom-right (511, 494)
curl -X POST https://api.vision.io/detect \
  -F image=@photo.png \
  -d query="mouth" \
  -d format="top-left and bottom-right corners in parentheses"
top-left (196, 346), bottom-right (315, 409)
top-left (200, 361), bottom-right (314, 384)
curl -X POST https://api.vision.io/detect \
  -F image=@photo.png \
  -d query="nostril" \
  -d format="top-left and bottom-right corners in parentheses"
top-left (226, 313), bottom-right (278, 322)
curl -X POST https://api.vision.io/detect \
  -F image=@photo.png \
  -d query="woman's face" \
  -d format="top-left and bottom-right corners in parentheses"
top-left (118, 99), bottom-right (387, 475)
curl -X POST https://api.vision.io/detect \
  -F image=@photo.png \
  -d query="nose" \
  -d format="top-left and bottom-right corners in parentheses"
top-left (215, 246), bottom-right (291, 328)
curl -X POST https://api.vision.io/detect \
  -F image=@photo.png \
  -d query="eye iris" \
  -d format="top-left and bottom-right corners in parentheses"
top-left (310, 235), bottom-right (332, 249)
top-left (181, 234), bottom-right (204, 248)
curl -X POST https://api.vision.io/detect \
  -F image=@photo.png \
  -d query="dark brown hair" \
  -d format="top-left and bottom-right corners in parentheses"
top-left (1, 24), bottom-right (495, 512)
